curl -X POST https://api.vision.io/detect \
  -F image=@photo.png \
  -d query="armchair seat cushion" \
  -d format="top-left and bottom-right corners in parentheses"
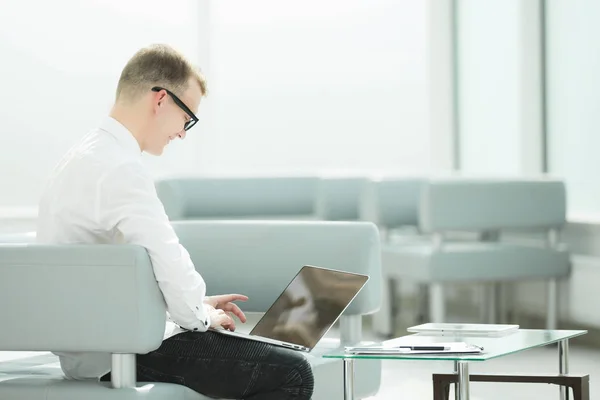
top-left (382, 242), bottom-right (570, 282)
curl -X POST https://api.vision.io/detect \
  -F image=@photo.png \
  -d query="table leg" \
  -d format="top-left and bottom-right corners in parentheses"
top-left (559, 339), bottom-right (570, 400)
top-left (457, 361), bottom-right (470, 400)
top-left (454, 361), bottom-right (459, 400)
top-left (344, 358), bottom-right (355, 400)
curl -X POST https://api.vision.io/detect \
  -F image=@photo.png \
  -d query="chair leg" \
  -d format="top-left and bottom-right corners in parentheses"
top-left (417, 283), bottom-right (430, 323)
top-left (372, 277), bottom-right (394, 337)
top-left (491, 283), bottom-right (501, 323)
top-left (480, 283), bottom-right (499, 324)
top-left (498, 282), bottom-right (511, 324)
top-left (479, 284), bottom-right (488, 323)
top-left (429, 283), bottom-right (445, 323)
top-left (389, 277), bottom-right (399, 334)
top-left (547, 278), bottom-right (558, 330)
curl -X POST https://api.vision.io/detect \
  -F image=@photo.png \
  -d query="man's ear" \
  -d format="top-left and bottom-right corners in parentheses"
top-left (153, 89), bottom-right (168, 104)
top-left (153, 91), bottom-right (167, 113)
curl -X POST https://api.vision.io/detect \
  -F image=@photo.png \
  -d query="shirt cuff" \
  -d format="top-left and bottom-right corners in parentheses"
top-left (197, 303), bottom-right (210, 330)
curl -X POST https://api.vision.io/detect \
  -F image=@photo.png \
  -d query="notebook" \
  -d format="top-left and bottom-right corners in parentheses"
top-left (407, 323), bottom-right (519, 337)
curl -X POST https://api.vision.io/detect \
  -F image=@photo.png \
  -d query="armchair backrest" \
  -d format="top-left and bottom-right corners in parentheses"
top-left (315, 177), bottom-right (369, 221)
top-left (418, 178), bottom-right (567, 234)
top-left (155, 177), bottom-right (319, 220)
top-left (359, 177), bottom-right (425, 230)
top-left (173, 220), bottom-right (382, 315)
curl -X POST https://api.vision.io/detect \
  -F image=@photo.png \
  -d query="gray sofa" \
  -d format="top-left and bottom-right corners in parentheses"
top-left (0, 221), bottom-right (382, 399)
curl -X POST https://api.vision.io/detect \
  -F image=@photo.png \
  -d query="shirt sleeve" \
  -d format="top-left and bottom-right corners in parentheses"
top-left (96, 161), bottom-right (211, 332)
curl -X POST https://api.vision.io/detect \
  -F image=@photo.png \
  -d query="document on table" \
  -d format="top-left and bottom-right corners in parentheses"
top-left (344, 342), bottom-right (484, 355)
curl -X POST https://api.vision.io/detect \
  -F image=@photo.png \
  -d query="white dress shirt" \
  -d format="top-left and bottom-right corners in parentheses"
top-left (36, 117), bottom-right (211, 380)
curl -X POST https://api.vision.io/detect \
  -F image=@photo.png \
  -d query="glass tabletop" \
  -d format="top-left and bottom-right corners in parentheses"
top-left (323, 329), bottom-right (587, 362)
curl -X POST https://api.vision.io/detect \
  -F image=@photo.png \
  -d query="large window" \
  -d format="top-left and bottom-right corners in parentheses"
top-left (455, 0), bottom-right (525, 176)
top-left (203, 0), bottom-right (430, 176)
top-left (546, 0), bottom-right (600, 216)
top-left (0, 0), bottom-right (204, 208)
top-left (0, 0), bottom-right (432, 208)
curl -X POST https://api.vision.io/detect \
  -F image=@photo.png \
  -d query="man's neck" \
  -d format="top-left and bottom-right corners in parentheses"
top-left (109, 105), bottom-right (146, 152)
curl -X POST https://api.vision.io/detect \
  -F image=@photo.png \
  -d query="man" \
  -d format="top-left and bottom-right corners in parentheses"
top-left (36, 44), bottom-right (314, 400)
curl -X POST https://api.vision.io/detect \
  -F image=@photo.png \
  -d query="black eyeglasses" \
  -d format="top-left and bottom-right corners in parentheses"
top-left (151, 86), bottom-right (198, 131)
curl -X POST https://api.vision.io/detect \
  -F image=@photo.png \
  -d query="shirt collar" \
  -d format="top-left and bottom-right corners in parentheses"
top-left (99, 117), bottom-right (142, 157)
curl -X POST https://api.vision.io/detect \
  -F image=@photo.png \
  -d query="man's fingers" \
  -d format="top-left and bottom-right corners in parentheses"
top-left (228, 312), bottom-right (237, 331)
top-left (221, 303), bottom-right (247, 323)
top-left (215, 294), bottom-right (248, 304)
top-left (229, 294), bottom-right (248, 302)
top-left (222, 313), bottom-right (235, 331)
top-left (208, 307), bottom-right (230, 330)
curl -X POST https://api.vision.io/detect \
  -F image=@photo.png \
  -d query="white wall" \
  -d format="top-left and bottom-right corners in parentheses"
top-left (200, 0), bottom-right (430, 177)
top-left (0, 0), bottom-right (207, 208)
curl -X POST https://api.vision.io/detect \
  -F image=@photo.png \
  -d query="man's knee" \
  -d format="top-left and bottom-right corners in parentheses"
top-left (287, 356), bottom-right (314, 399)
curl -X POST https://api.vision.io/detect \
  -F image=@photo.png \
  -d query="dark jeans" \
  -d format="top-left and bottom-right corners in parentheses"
top-left (101, 331), bottom-right (314, 399)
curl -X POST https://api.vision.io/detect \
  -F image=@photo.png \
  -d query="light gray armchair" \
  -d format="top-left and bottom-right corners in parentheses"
top-left (382, 178), bottom-right (570, 329)
top-left (0, 221), bottom-right (382, 400)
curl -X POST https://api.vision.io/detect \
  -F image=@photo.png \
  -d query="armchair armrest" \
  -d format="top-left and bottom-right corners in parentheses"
top-left (0, 244), bottom-right (166, 354)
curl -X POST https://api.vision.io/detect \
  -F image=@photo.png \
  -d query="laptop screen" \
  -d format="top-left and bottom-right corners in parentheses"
top-left (249, 266), bottom-right (369, 349)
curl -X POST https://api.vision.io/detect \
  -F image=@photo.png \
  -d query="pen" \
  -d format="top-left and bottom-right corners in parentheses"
top-left (397, 346), bottom-right (447, 351)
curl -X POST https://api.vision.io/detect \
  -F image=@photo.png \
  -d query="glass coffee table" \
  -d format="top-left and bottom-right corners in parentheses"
top-left (323, 329), bottom-right (587, 400)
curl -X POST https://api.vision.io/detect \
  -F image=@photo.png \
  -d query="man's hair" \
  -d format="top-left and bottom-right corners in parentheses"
top-left (115, 44), bottom-right (207, 101)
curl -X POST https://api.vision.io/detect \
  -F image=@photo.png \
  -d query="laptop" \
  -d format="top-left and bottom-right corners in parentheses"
top-left (210, 265), bottom-right (369, 352)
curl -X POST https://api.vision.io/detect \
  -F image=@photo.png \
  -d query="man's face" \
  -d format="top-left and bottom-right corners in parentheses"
top-left (146, 78), bottom-right (202, 156)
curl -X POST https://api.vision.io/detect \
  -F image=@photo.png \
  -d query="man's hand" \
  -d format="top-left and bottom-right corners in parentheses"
top-left (206, 304), bottom-right (236, 331)
top-left (204, 294), bottom-right (248, 325)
